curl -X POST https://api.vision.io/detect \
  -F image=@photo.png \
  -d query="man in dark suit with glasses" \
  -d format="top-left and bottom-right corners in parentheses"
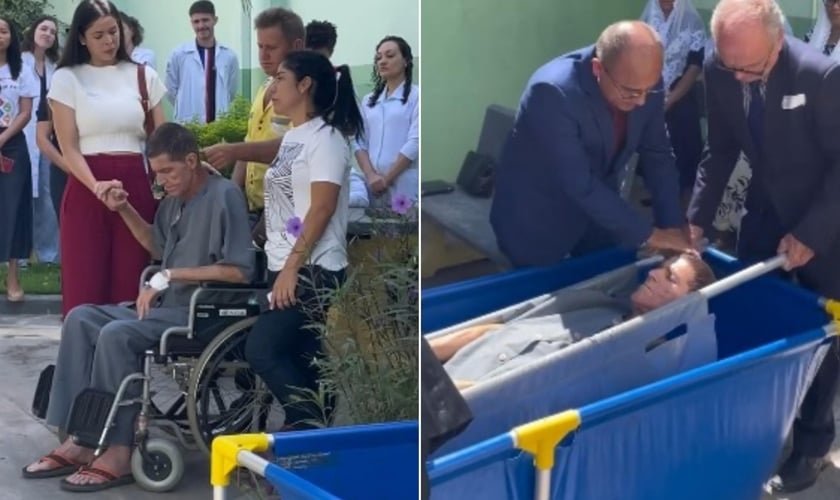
top-left (490, 20), bottom-right (692, 268)
top-left (688, 0), bottom-right (840, 493)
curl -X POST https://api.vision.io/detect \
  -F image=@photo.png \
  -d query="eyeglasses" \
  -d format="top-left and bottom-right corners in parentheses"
top-left (714, 46), bottom-right (774, 77)
top-left (601, 66), bottom-right (664, 101)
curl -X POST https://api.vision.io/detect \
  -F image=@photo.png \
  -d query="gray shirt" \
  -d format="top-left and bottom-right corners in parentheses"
top-left (153, 175), bottom-right (255, 307)
top-left (444, 289), bottom-right (631, 383)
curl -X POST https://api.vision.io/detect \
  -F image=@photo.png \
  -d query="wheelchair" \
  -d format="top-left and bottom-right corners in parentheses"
top-left (31, 258), bottom-right (284, 492)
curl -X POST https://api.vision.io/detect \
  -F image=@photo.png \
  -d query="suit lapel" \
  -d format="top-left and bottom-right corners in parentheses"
top-left (762, 43), bottom-right (791, 166)
top-left (578, 52), bottom-right (614, 167)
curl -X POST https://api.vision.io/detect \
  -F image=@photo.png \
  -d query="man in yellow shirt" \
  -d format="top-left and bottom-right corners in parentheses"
top-left (206, 6), bottom-right (304, 235)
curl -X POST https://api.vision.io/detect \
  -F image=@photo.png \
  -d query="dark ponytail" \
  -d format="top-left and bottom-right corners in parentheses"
top-left (368, 35), bottom-right (414, 108)
top-left (281, 50), bottom-right (364, 141)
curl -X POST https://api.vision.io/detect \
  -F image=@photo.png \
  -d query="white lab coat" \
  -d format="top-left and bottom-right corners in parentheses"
top-left (356, 82), bottom-right (420, 203)
top-left (21, 52), bottom-right (56, 198)
top-left (165, 41), bottom-right (239, 124)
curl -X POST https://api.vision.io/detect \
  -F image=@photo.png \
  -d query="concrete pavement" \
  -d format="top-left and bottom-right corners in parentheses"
top-left (0, 315), bottom-right (259, 500)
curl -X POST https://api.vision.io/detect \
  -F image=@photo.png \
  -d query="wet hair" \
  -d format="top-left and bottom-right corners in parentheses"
top-left (254, 7), bottom-right (305, 44)
top-left (0, 18), bottom-right (23, 79)
top-left (189, 0), bottom-right (215, 17)
top-left (58, 0), bottom-right (132, 68)
top-left (305, 20), bottom-right (337, 55)
top-left (595, 20), bottom-right (662, 71)
top-left (662, 252), bottom-right (717, 291)
top-left (22, 16), bottom-right (60, 63)
top-left (146, 122), bottom-right (200, 162)
top-left (368, 35), bottom-right (413, 107)
top-left (120, 13), bottom-right (144, 47)
top-left (281, 50), bottom-right (364, 141)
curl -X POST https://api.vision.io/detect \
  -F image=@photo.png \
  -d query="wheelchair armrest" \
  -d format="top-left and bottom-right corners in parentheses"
top-left (199, 281), bottom-right (269, 290)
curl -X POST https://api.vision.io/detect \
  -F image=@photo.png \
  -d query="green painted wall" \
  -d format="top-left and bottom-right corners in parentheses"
top-left (421, 0), bottom-right (643, 182)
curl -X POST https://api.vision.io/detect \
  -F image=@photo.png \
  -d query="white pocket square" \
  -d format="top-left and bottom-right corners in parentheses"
top-left (782, 94), bottom-right (806, 109)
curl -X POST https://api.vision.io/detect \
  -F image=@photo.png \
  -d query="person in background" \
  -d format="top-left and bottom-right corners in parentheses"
top-left (640, 0), bottom-right (706, 204)
top-left (355, 36), bottom-right (419, 206)
top-left (22, 15), bottom-right (60, 266)
top-left (805, 0), bottom-right (840, 59)
top-left (689, 0), bottom-right (840, 492)
top-left (48, 0), bottom-right (166, 317)
top-left (166, 0), bottom-right (239, 124)
top-left (121, 13), bottom-right (155, 68)
top-left (244, 50), bottom-right (364, 430)
top-left (0, 16), bottom-right (38, 302)
top-left (35, 81), bottom-right (66, 224)
top-left (490, 21), bottom-right (690, 268)
top-left (305, 20), bottom-right (337, 59)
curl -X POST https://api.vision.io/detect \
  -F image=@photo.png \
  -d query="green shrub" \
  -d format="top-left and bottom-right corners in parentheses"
top-left (182, 95), bottom-right (251, 148)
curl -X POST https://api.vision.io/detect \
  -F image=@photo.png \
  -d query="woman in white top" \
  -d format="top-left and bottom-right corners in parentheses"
top-left (120, 12), bottom-right (156, 68)
top-left (640, 0), bottom-right (706, 201)
top-left (0, 17), bottom-right (39, 302)
top-left (244, 50), bottom-right (364, 430)
top-left (355, 36), bottom-right (419, 205)
top-left (22, 15), bottom-right (60, 265)
top-left (48, 0), bottom-right (166, 318)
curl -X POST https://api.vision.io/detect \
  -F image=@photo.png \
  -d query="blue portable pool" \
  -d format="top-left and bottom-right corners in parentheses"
top-left (423, 248), bottom-right (836, 500)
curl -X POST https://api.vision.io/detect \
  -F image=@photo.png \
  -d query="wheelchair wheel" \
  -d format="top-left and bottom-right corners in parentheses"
top-left (130, 438), bottom-right (184, 492)
top-left (186, 316), bottom-right (281, 456)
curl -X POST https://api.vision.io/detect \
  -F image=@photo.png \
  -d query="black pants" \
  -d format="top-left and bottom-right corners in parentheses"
top-left (244, 265), bottom-right (345, 428)
top-left (738, 196), bottom-right (840, 459)
top-left (50, 164), bottom-right (67, 224)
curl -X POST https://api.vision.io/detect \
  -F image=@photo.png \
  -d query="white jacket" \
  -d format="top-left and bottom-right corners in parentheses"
top-left (21, 52), bottom-right (56, 197)
top-left (165, 41), bottom-right (239, 124)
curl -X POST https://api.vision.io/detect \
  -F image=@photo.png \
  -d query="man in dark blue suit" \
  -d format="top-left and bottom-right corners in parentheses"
top-left (689, 0), bottom-right (840, 493)
top-left (490, 21), bottom-right (691, 268)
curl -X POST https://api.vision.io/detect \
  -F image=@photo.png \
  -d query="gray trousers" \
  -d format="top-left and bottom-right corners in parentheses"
top-left (45, 304), bottom-right (188, 446)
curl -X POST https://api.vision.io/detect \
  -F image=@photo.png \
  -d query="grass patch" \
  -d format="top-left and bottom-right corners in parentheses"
top-left (0, 263), bottom-right (61, 295)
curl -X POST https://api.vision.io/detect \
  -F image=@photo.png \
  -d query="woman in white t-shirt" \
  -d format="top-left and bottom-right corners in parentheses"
top-left (47, 0), bottom-right (165, 318)
top-left (355, 35), bottom-right (419, 205)
top-left (244, 50), bottom-right (364, 430)
top-left (0, 17), bottom-right (39, 302)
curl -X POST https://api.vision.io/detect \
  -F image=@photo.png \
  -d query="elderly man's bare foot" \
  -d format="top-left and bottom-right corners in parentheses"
top-left (60, 445), bottom-right (134, 492)
top-left (22, 439), bottom-right (95, 478)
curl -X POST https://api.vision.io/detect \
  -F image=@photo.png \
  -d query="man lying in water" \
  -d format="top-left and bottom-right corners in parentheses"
top-left (431, 252), bottom-right (716, 389)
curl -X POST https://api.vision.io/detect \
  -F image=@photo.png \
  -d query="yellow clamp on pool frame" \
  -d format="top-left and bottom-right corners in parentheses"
top-left (824, 299), bottom-right (840, 333)
top-left (512, 410), bottom-right (582, 471)
top-left (211, 433), bottom-right (271, 487)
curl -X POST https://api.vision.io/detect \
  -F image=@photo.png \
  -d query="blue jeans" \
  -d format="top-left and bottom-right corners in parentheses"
top-left (32, 153), bottom-right (59, 263)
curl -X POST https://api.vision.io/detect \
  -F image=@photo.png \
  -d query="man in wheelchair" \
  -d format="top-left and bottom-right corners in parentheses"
top-left (22, 123), bottom-right (255, 492)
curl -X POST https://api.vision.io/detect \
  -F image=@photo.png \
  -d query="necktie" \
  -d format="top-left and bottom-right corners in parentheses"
top-left (747, 82), bottom-right (764, 153)
top-left (205, 48), bottom-right (214, 123)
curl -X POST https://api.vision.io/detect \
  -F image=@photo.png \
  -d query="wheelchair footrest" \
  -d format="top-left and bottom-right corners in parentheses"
top-left (66, 388), bottom-right (116, 449)
top-left (31, 364), bottom-right (55, 419)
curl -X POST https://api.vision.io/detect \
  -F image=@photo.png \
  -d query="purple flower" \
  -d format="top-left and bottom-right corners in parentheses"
top-left (285, 216), bottom-right (304, 238)
top-left (390, 193), bottom-right (412, 215)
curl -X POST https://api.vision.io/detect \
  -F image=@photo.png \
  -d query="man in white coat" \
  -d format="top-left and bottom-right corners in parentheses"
top-left (166, 0), bottom-right (240, 124)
